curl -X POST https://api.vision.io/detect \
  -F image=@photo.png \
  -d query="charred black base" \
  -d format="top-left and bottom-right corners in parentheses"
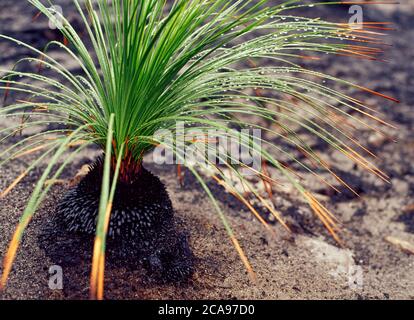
top-left (40, 159), bottom-right (194, 283)
top-left (59, 159), bottom-right (175, 240)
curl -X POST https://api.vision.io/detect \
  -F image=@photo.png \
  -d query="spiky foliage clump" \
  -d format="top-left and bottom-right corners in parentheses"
top-left (0, 0), bottom-right (396, 299)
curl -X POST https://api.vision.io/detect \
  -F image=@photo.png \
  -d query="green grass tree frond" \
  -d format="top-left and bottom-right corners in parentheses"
top-left (0, 0), bottom-right (396, 298)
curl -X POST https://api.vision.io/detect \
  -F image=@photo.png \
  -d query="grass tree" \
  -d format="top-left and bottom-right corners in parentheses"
top-left (0, 0), bottom-right (396, 299)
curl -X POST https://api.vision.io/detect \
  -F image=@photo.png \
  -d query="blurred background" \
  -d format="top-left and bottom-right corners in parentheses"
top-left (0, 1), bottom-right (413, 299)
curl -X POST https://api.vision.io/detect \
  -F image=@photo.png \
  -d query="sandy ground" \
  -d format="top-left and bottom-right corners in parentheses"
top-left (0, 1), bottom-right (413, 300)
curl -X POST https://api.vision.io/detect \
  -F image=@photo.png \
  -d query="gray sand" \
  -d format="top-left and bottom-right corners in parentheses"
top-left (0, 1), bottom-right (413, 299)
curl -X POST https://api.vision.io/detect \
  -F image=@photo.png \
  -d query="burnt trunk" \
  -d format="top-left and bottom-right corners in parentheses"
top-left (52, 157), bottom-right (194, 283)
